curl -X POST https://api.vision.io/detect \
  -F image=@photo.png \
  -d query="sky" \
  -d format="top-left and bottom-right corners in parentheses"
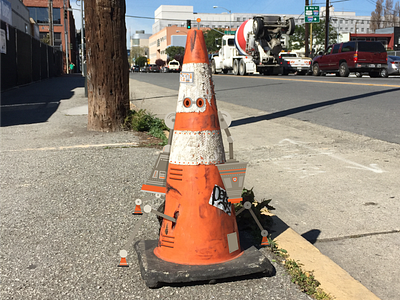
top-left (70, 0), bottom-right (378, 44)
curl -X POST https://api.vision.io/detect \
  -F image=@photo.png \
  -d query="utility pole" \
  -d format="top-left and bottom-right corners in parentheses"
top-left (80, 0), bottom-right (84, 75)
top-left (64, 0), bottom-right (69, 74)
top-left (305, 0), bottom-right (310, 57)
top-left (325, 0), bottom-right (330, 49)
top-left (48, 0), bottom-right (54, 46)
top-left (85, 0), bottom-right (130, 132)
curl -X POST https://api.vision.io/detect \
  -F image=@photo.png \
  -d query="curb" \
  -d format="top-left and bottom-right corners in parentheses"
top-left (270, 215), bottom-right (381, 300)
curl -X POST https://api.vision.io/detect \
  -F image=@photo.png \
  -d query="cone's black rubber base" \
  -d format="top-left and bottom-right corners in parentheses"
top-left (134, 240), bottom-right (274, 288)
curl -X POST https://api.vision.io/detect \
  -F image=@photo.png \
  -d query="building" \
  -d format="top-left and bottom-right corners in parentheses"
top-left (350, 27), bottom-right (400, 50)
top-left (22, 0), bottom-right (76, 72)
top-left (152, 5), bottom-right (372, 35)
top-left (149, 25), bottom-right (192, 63)
top-left (130, 30), bottom-right (151, 63)
top-left (1, 0), bottom-right (31, 33)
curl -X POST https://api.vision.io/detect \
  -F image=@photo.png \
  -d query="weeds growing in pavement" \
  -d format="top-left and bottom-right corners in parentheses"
top-left (268, 234), bottom-right (333, 299)
top-left (236, 188), bottom-right (333, 300)
top-left (124, 109), bottom-right (168, 145)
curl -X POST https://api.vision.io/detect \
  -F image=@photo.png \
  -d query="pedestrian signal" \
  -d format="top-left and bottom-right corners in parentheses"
top-left (187, 20), bottom-right (191, 29)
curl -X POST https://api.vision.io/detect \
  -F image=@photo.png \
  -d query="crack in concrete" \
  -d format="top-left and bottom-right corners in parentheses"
top-left (316, 229), bottom-right (400, 243)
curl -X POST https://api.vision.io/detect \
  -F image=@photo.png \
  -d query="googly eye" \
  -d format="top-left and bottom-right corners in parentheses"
top-left (183, 97), bottom-right (192, 108)
top-left (196, 98), bottom-right (205, 108)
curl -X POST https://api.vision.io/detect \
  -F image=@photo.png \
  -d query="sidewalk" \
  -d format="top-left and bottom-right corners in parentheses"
top-left (130, 76), bottom-right (400, 300)
top-left (1, 75), bottom-right (311, 299)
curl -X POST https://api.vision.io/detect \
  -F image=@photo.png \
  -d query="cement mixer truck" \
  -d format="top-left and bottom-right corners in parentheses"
top-left (211, 15), bottom-right (295, 75)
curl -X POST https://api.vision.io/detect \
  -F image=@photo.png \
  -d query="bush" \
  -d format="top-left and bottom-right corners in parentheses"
top-left (124, 109), bottom-right (168, 145)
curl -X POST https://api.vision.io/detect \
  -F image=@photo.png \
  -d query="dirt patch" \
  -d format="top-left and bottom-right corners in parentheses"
top-left (136, 131), bottom-right (164, 149)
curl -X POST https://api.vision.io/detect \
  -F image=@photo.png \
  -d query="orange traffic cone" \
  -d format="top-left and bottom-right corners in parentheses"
top-left (261, 236), bottom-right (270, 246)
top-left (153, 29), bottom-right (242, 265)
top-left (134, 30), bottom-right (273, 287)
top-left (132, 199), bottom-right (143, 215)
top-left (118, 250), bottom-right (129, 267)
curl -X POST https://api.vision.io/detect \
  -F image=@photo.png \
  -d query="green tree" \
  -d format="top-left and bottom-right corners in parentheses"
top-left (40, 33), bottom-right (50, 45)
top-left (165, 46), bottom-right (185, 60)
top-left (288, 23), bottom-right (339, 53)
top-left (136, 56), bottom-right (147, 67)
top-left (204, 28), bottom-right (225, 53)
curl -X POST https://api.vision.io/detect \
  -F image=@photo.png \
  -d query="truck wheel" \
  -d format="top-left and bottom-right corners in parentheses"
top-left (239, 60), bottom-right (246, 76)
top-left (287, 18), bottom-right (295, 35)
top-left (211, 60), bottom-right (217, 74)
top-left (339, 62), bottom-right (350, 77)
top-left (253, 18), bottom-right (264, 38)
top-left (312, 63), bottom-right (321, 76)
top-left (233, 60), bottom-right (239, 75)
top-left (380, 68), bottom-right (388, 78)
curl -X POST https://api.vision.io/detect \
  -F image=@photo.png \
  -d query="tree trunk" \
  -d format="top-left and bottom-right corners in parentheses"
top-left (85, 0), bottom-right (129, 132)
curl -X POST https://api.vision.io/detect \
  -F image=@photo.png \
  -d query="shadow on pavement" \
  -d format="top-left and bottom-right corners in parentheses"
top-left (301, 229), bottom-right (322, 245)
top-left (230, 87), bottom-right (400, 127)
top-left (1, 75), bottom-right (84, 127)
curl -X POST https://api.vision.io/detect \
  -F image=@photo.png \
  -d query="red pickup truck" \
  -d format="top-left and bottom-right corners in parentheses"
top-left (312, 41), bottom-right (387, 77)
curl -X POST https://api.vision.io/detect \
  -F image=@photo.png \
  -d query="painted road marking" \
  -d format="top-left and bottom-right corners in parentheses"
top-left (218, 74), bottom-right (400, 88)
top-left (279, 138), bottom-right (385, 174)
top-left (1, 142), bottom-right (139, 152)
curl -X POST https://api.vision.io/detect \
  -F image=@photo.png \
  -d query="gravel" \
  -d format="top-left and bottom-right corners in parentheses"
top-left (0, 76), bottom-right (312, 300)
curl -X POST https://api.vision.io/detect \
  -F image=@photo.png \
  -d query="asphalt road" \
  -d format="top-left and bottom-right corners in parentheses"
top-left (130, 72), bottom-right (400, 145)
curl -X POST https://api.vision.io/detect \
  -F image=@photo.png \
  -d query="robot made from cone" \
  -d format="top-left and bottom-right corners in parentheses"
top-left (153, 30), bottom-right (242, 265)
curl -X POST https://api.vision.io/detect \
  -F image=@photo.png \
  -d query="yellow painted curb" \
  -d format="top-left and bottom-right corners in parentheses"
top-left (274, 227), bottom-right (381, 300)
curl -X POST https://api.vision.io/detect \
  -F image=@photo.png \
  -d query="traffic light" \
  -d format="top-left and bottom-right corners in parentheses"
top-left (64, 9), bottom-right (68, 19)
top-left (186, 20), bottom-right (191, 29)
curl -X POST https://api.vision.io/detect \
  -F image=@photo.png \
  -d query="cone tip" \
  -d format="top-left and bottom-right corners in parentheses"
top-left (183, 30), bottom-right (209, 65)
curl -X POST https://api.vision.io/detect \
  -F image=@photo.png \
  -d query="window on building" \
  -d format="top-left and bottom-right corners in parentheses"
top-left (345, 20), bottom-right (348, 24)
top-left (361, 28), bottom-right (364, 32)
top-left (361, 20), bottom-right (364, 24)
top-left (345, 27), bottom-right (348, 30)
top-left (340, 20), bottom-right (343, 24)
top-left (243, 17), bottom-right (246, 21)
top-left (351, 20), bottom-right (353, 24)
top-left (28, 7), bottom-right (61, 25)
top-left (54, 32), bottom-right (61, 48)
top-left (53, 8), bottom-right (60, 24)
top-left (237, 17), bottom-right (240, 21)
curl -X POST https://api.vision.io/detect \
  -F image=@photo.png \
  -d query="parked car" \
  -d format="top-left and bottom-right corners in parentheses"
top-left (380, 55), bottom-right (400, 77)
top-left (140, 66), bottom-right (149, 72)
top-left (168, 59), bottom-right (181, 72)
top-left (148, 64), bottom-right (160, 72)
top-left (312, 41), bottom-right (387, 77)
top-left (131, 65), bottom-right (140, 72)
top-left (161, 66), bottom-right (169, 73)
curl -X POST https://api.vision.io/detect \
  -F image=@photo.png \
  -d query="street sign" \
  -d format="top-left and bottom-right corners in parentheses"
top-left (305, 6), bottom-right (320, 23)
top-left (224, 31), bottom-right (236, 35)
